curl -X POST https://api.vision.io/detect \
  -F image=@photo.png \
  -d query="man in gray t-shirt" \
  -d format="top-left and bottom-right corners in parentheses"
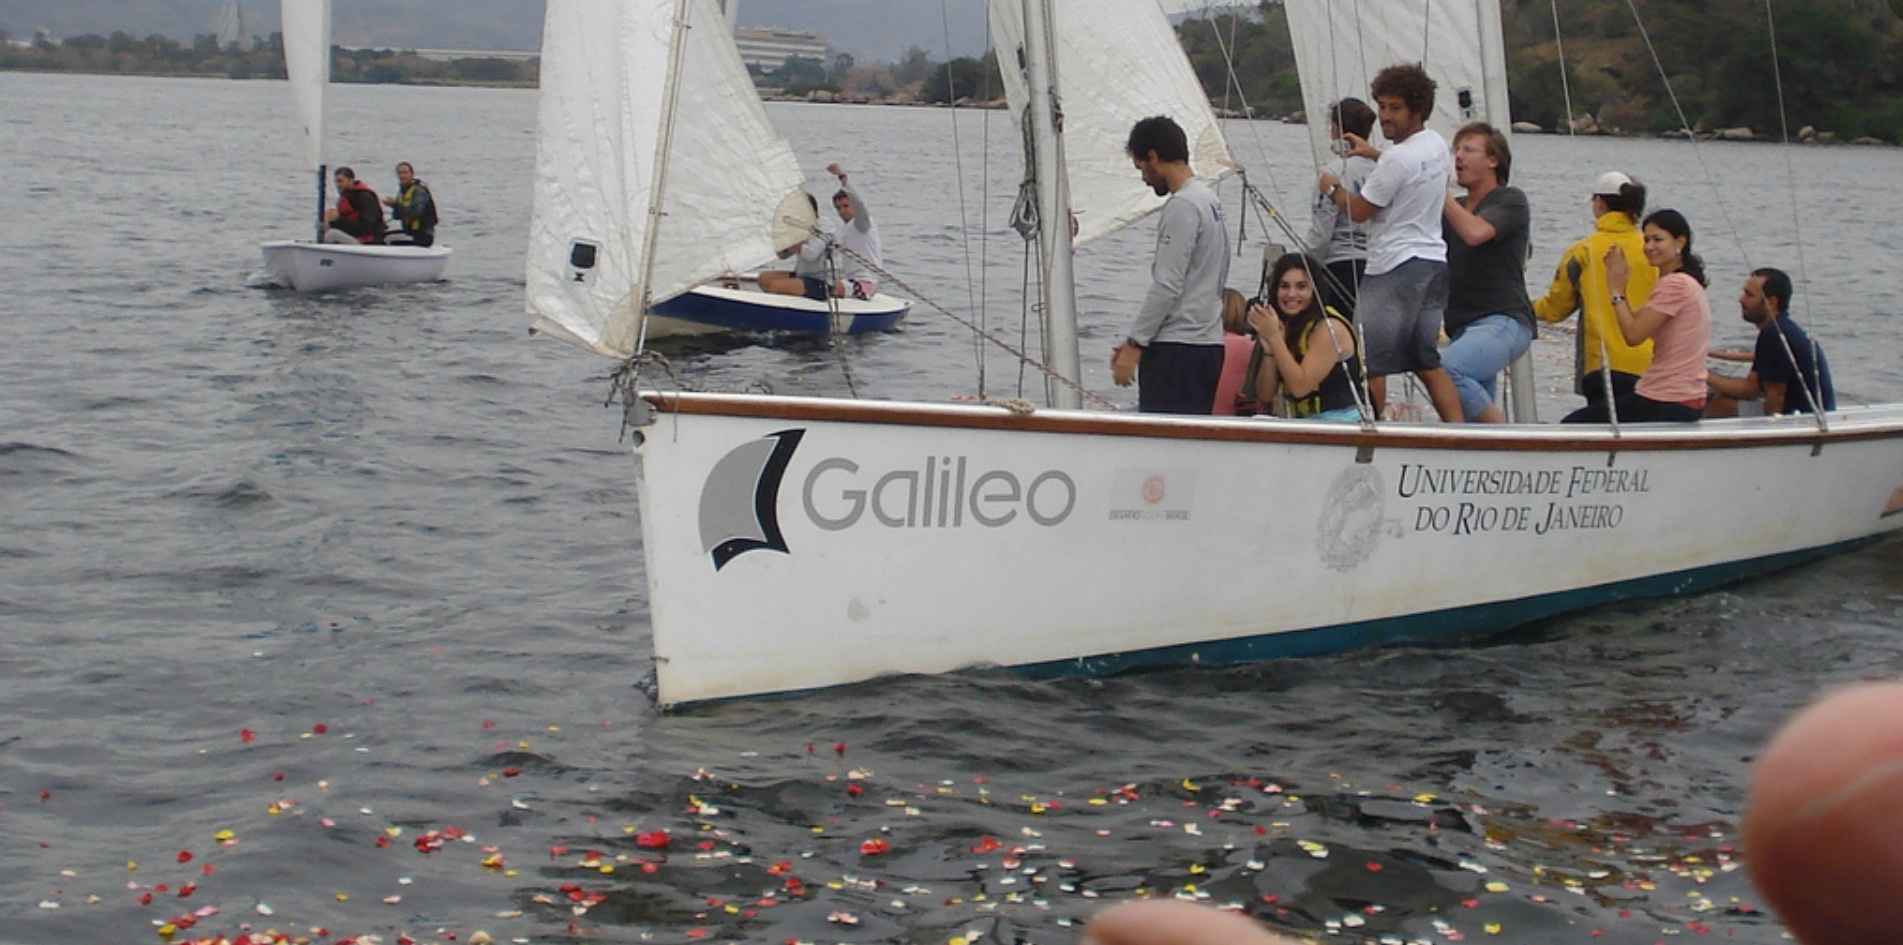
top-left (1111, 116), bottom-right (1231, 415)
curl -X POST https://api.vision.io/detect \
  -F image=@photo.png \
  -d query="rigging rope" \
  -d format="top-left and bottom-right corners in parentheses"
top-left (1618, 0), bottom-right (1750, 269)
top-left (1547, 0), bottom-right (1577, 137)
top-left (830, 242), bottom-right (1117, 410)
top-left (941, 0), bottom-right (990, 400)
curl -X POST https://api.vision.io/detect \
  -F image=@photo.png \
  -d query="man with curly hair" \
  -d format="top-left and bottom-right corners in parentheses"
top-left (1317, 63), bottom-right (1462, 422)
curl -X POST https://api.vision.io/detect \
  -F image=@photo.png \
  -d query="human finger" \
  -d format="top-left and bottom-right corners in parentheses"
top-left (1080, 900), bottom-right (1302, 945)
top-left (1746, 680), bottom-right (1903, 945)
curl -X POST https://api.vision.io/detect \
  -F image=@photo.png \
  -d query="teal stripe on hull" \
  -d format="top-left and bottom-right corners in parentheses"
top-left (1033, 535), bottom-right (1891, 679)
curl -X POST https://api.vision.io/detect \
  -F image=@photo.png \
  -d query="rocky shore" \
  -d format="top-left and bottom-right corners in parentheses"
top-left (764, 91), bottom-right (1893, 146)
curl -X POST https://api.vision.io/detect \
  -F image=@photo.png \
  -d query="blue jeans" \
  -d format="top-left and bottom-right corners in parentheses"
top-left (1442, 314), bottom-right (1532, 420)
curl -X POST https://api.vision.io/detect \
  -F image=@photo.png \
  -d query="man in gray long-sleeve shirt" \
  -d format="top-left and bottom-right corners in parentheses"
top-left (1111, 115), bottom-right (1230, 414)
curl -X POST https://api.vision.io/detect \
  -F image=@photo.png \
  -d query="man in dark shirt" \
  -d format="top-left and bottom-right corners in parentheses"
top-left (1707, 267), bottom-right (1835, 416)
top-left (382, 162), bottom-right (438, 247)
top-left (1440, 121), bottom-right (1534, 423)
top-left (323, 166), bottom-right (387, 244)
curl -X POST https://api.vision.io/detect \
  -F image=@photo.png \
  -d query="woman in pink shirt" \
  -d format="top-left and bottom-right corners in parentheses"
top-left (1212, 289), bottom-right (1261, 415)
top-left (1561, 209), bottom-right (1710, 423)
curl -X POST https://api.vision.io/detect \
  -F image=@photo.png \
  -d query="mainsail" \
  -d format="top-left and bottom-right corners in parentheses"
top-left (280, 0), bottom-right (329, 174)
top-left (526, 0), bottom-right (817, 357)
top-left (1283, 0), bottom-right (1511, 163)
top-left (988, 0), bottom-right (1238, 249)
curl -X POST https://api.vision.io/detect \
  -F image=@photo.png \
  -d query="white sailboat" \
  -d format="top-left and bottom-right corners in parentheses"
top-left (260, 0), bottom-right (450, 292)
top-left (530, 0), bottom-right (1903, 707)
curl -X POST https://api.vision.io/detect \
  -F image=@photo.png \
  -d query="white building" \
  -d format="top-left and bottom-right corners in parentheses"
top-left (732, 27), bottom-right (828, 74)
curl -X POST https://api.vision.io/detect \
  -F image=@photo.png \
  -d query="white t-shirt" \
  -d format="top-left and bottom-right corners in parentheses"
top-left (1359, 127), bottom-right (1451, 276)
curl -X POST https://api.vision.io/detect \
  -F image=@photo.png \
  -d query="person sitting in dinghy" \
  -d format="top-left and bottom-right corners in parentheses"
top-left (323, 167), bottom-right (387, 245)
top-left (381, 162), bottom-right (437, 247)
top-left (1244, 253), bottom-right (1366, 422)
top-left (827, 163), bottom-right (884, 300)
top-left (758, 193), bottom-right (834, 301)
top-left (1561, 209), bottom-right (1711, 424)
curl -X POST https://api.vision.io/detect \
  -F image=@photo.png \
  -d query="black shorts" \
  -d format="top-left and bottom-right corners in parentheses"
top-left (1137, 342), bottom-right (1225, 415)
top-left (798, 276), bottom-right (828, 301)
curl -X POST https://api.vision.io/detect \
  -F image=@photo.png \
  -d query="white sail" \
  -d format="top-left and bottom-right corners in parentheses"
top-left (526, 0), bottom-right (817, 358)
top-left (280, 0), bottom-right (329, 172)
top-left (988, 0), bottom-right (1238, 249)
top-left (1284, 0), bottom-right (1511, 164)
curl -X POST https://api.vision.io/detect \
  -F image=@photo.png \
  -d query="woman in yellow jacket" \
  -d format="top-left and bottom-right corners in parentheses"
top-left (1531, 172), bottom-right (1659, 406)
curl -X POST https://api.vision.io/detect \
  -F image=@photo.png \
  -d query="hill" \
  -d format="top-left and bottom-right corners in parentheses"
top-left (0, 0), bottom-right (991, 63)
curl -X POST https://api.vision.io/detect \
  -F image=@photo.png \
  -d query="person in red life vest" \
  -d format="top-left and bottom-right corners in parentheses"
top-left (323, 166), bottom-right (387, 244)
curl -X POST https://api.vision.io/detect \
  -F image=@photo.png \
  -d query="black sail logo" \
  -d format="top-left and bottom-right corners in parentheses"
top-left (700, 429), bottom-right (804, 570)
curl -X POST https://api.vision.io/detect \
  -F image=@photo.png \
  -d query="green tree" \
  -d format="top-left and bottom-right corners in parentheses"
top-left (891, 45), bottom-right (934, 87)
top-left (919, 54), bottom-right (998, 104)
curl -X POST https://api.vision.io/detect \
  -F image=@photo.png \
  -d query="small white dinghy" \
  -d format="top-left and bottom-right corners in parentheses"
top-left (260, 0), bottom-right (450, 292)
top-left (261, 240), bottom-right (450, 293)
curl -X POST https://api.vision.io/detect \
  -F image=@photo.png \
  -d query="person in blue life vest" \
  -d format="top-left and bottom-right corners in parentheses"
top-left (1705, 267), bottom-right (1835, 416)
top-left (381, 162), bottom-right (438, 247)
top-left (323, 166), bottom-right (386, 244)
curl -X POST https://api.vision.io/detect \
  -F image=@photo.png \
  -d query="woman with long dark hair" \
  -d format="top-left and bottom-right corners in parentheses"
top-left (1561, 209), bottom-right (1711, 424)
top-left (1245, 253), bottom-right (1365, 421)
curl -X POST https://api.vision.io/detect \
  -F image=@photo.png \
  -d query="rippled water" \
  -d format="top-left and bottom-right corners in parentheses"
top-left (4, 71), bottom-right (1903, 945)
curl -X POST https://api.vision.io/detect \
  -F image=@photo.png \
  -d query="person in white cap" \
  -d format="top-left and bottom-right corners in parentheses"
top-left (1532, 170), bottom-right (1658, 407)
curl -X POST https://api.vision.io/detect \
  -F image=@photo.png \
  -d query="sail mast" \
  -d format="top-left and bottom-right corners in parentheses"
top-left (281, 0), bottom-right (331, 241)
top-left (1020, 0), bottom-right (1081, 409)
top-left (629, 0), bottom-right (700, 354)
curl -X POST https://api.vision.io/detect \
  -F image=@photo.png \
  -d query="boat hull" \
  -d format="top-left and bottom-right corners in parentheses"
top-left (646, 284), bottom-right (909, 338)
top-left (261, 241), bottom-right (452, 292)
top-left (633, 394), bottom-right (1903, 706)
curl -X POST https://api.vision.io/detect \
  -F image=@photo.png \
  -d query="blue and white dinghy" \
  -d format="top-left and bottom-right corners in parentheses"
top-left (523, 0), bottom-right (902, 342)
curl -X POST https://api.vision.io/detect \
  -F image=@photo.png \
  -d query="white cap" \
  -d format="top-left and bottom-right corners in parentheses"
top-left (1594, 171), bottom-right (1633, 195)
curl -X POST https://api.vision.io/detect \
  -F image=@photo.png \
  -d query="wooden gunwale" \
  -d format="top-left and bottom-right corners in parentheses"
top-left (642, 391), bottom-right (1903, 454)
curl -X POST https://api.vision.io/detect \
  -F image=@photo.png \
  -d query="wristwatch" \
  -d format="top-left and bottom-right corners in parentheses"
top-left (1609, 294), bottom-right (1627, 305)
top-left (1324, 183), bottom-right (1341, 200)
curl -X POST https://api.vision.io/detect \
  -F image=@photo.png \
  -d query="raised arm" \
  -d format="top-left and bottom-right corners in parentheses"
top-left (1442, 192), bottom-right (1498, 246)
top-left (828, 163), bottom-right (871, 232)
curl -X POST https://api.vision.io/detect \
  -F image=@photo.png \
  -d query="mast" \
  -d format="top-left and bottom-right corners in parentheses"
top-left (1020, 0), bottom-right (1081, 409)
top-left (1472, 0), bottom-right (1534, 423)
top-left (629, 0), bottom-right (699, 355)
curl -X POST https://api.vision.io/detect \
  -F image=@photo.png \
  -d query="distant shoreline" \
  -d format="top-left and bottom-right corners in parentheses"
top-left (5, 66), bottom-right (1892, 147)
